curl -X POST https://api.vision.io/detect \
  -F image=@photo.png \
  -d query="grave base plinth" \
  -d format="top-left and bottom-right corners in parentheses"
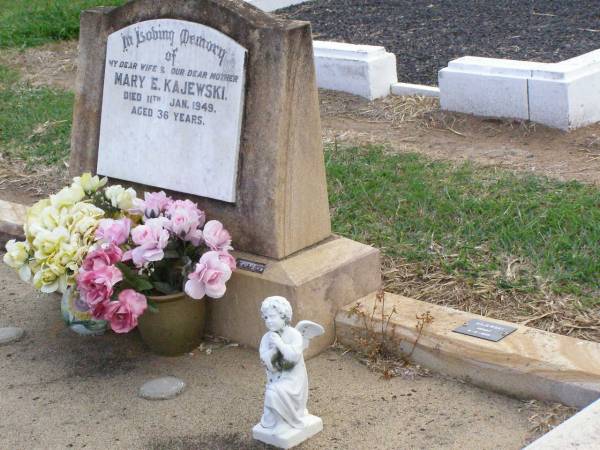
top-left (207, 236), bottom-right (381, 358)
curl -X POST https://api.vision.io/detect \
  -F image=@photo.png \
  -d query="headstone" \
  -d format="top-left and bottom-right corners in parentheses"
top-left (69, 0), bottom-right (381, 356)
top-left (139, 376), bottom-right (186, 400)
top-left (70, 0), bottom-right (331, 260)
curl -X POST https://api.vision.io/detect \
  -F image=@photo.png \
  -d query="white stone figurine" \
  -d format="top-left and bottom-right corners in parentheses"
top-left (252, 296), bottom-right (324, 449)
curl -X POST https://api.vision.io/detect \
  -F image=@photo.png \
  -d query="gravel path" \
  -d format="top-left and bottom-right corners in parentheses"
top-left (279, 0), bottom-right (600, 85)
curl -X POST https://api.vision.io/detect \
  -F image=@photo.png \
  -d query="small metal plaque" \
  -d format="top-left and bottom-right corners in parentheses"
top-left (237, 258), bottom-right (266, 274)
top-left (453, 319), bottom-right (516, 342)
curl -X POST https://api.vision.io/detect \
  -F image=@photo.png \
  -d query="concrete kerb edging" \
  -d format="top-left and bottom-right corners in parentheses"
top-left (391, 82), bottom-right (439, 98)
top-left (335, 292), bottom-right (600, 409)
top-left (0, 199), bottom-right (26, 246)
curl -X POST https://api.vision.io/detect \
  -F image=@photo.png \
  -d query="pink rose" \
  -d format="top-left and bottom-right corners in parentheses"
top-left (165, 200), bottom-right (205, 244)
top-left (90, 299), bottom-right (109, 320)
top-left (217, 250), bottom-right (237, 271)
top-left (123, 218), bottom-right (170, 267)
top-left (202, 220), bottom-right (232, 251)
top-left (185, 251), bottom-right (232, 299)
top-left (95, 218), bottom-right (131, 245)
top-left (82, 243), bottom-right (123, 271)
top-left (104, 289), bottom-right (147, 333)
top-left (134, 191), bottom-right (173, 220)
top-left (77, 265), bottom-right (122, 308)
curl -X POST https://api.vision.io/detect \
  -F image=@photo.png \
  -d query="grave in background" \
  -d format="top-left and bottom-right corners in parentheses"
top-left (69, 0), bottom-right (380, 356)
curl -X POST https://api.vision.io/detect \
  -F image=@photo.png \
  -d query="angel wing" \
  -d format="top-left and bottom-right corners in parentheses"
top-left (295, 320), bottom-right (325, 351)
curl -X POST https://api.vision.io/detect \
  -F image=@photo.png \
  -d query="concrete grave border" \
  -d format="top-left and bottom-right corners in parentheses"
top-left (525, 397), bottom-right (600, 449)
top-left (246, 0), bottom-right (600, 129)
top-left (439, 50), bottom-right (600, 130)
top-left (312, 41), bottom-right (398, 100)
top-left (336, 292), bottom-right (600, 409)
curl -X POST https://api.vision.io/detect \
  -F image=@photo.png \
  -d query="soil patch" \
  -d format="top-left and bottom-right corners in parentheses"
top-left (280, 0), bottom-right (600, 85)
top-left (0, 40), bottom-right (77, 91)
top-left (319, 91), bottom-right (600, 186)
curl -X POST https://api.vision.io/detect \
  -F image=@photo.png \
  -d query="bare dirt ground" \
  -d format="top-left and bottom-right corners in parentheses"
top-left (1, 42), bottom-right (600, 343)
top-left (0, 262), bottom-right (575, 449)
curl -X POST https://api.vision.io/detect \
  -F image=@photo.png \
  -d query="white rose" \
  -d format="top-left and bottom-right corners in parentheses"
top-left (105, 185), bottom-right (137, 210)
top-left (3, 240), bottom-right (32, 282)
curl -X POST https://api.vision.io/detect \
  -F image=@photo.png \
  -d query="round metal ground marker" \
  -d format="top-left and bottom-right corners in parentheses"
top-left (139, 377), bottom-right (185, 400)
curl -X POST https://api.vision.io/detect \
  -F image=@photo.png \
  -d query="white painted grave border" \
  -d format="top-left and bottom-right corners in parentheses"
top-left (439, 50), bottom-right (600, 130)
top-left (246, 0), bottom-right (600, 129)
top-left (525, 397), bottom-right (600, 449)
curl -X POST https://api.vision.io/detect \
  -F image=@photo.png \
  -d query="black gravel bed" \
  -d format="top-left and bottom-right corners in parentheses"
top-left (278, 0), bottom-right (600, 86)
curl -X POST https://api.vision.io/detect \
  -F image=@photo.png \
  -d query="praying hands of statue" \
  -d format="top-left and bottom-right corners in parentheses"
top-left (261, 332), bottom-right (279, 373)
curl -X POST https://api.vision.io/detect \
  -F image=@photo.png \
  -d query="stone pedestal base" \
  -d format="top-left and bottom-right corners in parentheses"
top-left (207, 235), bottom-right (380, 358)
top-left (253, 415), bottom-right (323, 449)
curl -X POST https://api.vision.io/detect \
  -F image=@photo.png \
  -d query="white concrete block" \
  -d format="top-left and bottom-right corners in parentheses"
top-left (391, 82), bottom-right (439, 97)
top-left (529, 51), bottom-right (600, 130)
top-left (244, 0), bottom-right (311, 12)
top-left (440, 49), bottom-right (600, 130)
top-left (525, 398), bottom-right (600, 449)
top-left (528, 78), bottom-right (570, 130)
top-left (313, 41), bottom-right (398, 100)
top-left (439, 67), bottom-right (529, 119)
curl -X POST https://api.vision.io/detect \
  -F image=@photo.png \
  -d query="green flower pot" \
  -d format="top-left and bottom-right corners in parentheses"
top-left (137, 292), bottom-right (206, 356)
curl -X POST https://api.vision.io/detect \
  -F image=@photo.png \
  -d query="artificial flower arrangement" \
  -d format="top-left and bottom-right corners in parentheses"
top-left (3, 173), bottom-right (235, 334)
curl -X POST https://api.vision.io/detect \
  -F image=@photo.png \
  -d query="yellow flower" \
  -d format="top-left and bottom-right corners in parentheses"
top-left (39, 205), bottom-right (65, 231)
top-left (53, 243), bottom-right (80, 273)
top-left (64, 202), bottom-right (104, 234)
top-left (32, 264), bottom-right (66, 293)
top-left (32, 227), bottom-right (70, 261)
top-left (24, 199), bottom-right (51, 241)
top-left (49, 184), bottom-right (85, 209)
top-left (72, 173), bottom-right (107, 194)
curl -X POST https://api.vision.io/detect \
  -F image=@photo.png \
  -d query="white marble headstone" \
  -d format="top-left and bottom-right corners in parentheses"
top-left (97, 19), bottom-right (246, 203)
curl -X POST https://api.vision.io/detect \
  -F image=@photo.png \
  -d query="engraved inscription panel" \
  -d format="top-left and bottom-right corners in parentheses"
top-left (97, 19), bottom-right (246, 202)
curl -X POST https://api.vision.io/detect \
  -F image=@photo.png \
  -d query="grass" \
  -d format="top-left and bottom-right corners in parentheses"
top-left (0, 0), bottom-right (127, 48)
top-left (326, 144), bottom-right (600, 304)
top-left (0, 65), bottom-right (73, 164)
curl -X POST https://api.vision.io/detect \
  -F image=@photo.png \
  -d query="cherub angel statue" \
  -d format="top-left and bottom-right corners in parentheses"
top-left (252, 296), bottom-right (324, 449)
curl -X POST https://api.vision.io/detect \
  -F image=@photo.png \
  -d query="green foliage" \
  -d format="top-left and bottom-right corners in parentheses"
top-left (0, 64), bottom-right (73, 164)
top-left (326, 145), bottom-right (600, 301)
top-left (0, 0), bottom-right (128, 48)
top-left (115, 262), bottom-right (154, 293)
